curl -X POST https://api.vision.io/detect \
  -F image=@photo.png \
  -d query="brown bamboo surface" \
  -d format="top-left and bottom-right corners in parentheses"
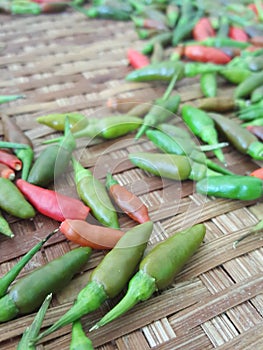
top-left (1, 9), bottom-right (263, 350)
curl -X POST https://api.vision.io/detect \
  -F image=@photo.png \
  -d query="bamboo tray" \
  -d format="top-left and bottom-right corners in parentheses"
top-left (0, 10), bottom-right (263, 350)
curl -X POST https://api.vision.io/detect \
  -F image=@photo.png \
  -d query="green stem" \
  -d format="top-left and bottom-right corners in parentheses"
top-left (233, 219), bottom-right (263, 248)
top-left (0, 95), bottom-right (25, 104)
top-left (0, 141), bottom-right (30, 149)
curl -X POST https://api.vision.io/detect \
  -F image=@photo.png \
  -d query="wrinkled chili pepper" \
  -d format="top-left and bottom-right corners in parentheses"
top-left (90, 223), bottom-right (206, 330)
top-left (34, 221), bottom-right (153, 341)
top-left (184, 45), bottom-right (231, 64)
top-left (181, 105), bottom-right (225, 163)
top-left (70, 320), bottom-right (94, 350)
top-left (0, 95), bottom-right (25, 104)
top-left (17, 293), bottom-right (52, 350)
top-left (59, 219), bottom-right (124, 249)
top-left (72, 158), bottom-right (119, 228)
top-left (2, 114), bottom-right (34, 180)
top-left (0, 149), bottom-right (22, 171)
top-left (0, 211), bottom-right (14, 238)
top-left (246, 125), bottom-right (263, 141)
top-left (200, 72), bottom-right (217, 97)
top-left (196, 175), bottom-right (263, 200)
top-left (0, 230), bottom-right (56, 298)
top-left (36, 112), bottom-right (88, 132)
top-left (135, 94), bottom-right (181, 139)
top-left (209, 112), bottom-right (263, 160)
top-left (127, 48), bottom-right (150, 69)
top-left (193, 17), bottom-right (215, 41)
top-left (106, 172), bottom-right (150, 223)
top-left (234, 71), bottom-right (263, 99)
top-left (250, 167), bottom-right (263, 180)
top-left (229, 26), bottom-right (249, 42)
top-left (27, 117), bottom-right (76, 186)
top-left (0, 178), bottom-right (35, 219)
top-left (0, 163), bottom-right (15, 180)
top-left (16, 179), bottom-right (90, 222)
top-left (0, 246), bottom-right (92, 323)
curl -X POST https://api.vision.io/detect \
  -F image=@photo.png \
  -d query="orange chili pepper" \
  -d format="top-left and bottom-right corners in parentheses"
top-left (250, 167), bottom-right (263, 180)
top-left (0, 149), bottom-right (22, 171)
top-left (192, 17), bottom-right (215, 41)
top-left (127, 48), bottom-right (150, 69)
top-left (59, 219), bottom-right (124, 250)
top-left (184, 45), bottom-right (231, 64)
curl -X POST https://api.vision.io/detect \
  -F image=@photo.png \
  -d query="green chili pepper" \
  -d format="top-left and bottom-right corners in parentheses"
top-left (0, 178), bottom-right (35, 219)
top-left (70, 320), bottom-right (94, 350)
top-left (166, 3), bottom-right (179, 28)
top-left (200, 72), bottom-right (217, 98)
top-left (196, 175), bottom-right (263, 200)
top-left (72, 157), bottom-right (119, 228)
top-left (0, 246), bottom-right (92, 323)
top-left (157, 123), bottom-right (192, 139)
top-left (242, 118), bottom-right (263, 127)
top-left (36, 112), bottom-right (88, 132)
top-left (219, 67), bottom-right (252, 84)
top-left (78, 4), bottom-right (132, 20)
top-left (141, 32), bottom-right (172, 55)
top-left (0, 230), bottom-right (56, 299)
top-left (184, 62), bottom-right (225, 78)
top-left (0, 211), bottom-right (14, 238)
top-left (251, 85), bottom-right (263, 103)
top-left (217, 15), bottom-right (229, 38)
top-left (234, 71), bottom-right (263, 99)
top-left (238, 106), bottom-right (263, 121)
top-left (0, 94), bottom-right (25, 104)
top-left (34, 221), bottom-right (153, 341)
top-left (90, 223), bottom-right (206, 330)
top-left (181, 105), bottom-right (225, 164)
top-left (199, 37), bottom-right (250, 49)
top-left (135, 94), bottom-right (181, 139)
top-left (17, 293), bottom-right (52, 350)
top-left (27, 117), bottom-right (76, 186)
top-left (209, 112), bottom-right (263, 160)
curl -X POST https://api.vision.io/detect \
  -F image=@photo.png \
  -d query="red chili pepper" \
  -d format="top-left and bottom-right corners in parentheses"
top-left (248, 3), bottom-right (263, 16)
top-left (16, 179), bottom-right (90, 222)
top-left (106, 173), bottom-right (150, 224)
top-left (59, 219), bottom-right (124, 250)
top-left (192, 17), bottom-right (215, 41)
top-left (246, 125), bottom-right (263, 141)
top-left (250, 167), bottom-right (263, 180)
top-left (0, 150), bottom-right (22, 171)
top-left (184, 45), bottom-right (231, 64)
top-left (127, 49), bottom-right (150, 69)
top-left (229, 26), bottom-right (248, 42)
top-left (0, 163), bottom-right (15, 180)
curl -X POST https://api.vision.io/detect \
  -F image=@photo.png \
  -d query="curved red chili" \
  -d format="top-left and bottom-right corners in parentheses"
top-left (0, 150), bottom-right (22, 171)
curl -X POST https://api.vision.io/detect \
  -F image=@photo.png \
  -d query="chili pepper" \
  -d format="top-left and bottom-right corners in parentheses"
top-left (197, 96), bottom-right (246, 112)
top-left (242, 118), bottom-right (263, 127)
top-left (233, 219), bottom-right (263, 248)
top-left (250, 167), bottom-right (263, 180)
top-left (184, 45), bottom-right (231, 64)
top-left (193, 17), bottom-right (215, 41)
top-left (229, 26), bottom-right (249, 42)
top-left (184, 62), bottom-right (225, 77)
top-left (246, 125), bottom-right (263, 141)
top-left (127, 48), bottom-right (150, 69)
top-left (72, 158), bottom-right (119, 228)
top-left (247, 55), bottom-right (263, 71)
top-left (209, 112), bottom-right (263, 160)
top-left (238, 106), bottom-right (263, 121)
top-left (125, 60), bottom-right (184, 82)
top-left (200, 72), bottom-right (217, 97)
top-left (131, 16), bottom-right (168, 31)
top-left (234, 71), bottom-right (263, 99)
top-left (199, 37), bottom-right (251, 49)
top-left (250, 85), bottom-right (263, 103)
top-left (0, 178), bottom-right (35, 219)
top-left (0, 0), bottom-right (65, 14)
top-left (145, 129), bottom-right (233, 176)
top-left (106, 172), bottom-right (150, 223)
top-left (0, 94), bottom-right (25, 104)
top-left (181, 105), bottom-right (225, 163)
top-left (70, 320), bottom-right (94, 350)
top-left (36, 112), bottom-right (88, 132)
top-left (27, 117), bottom-right (76, 186)
top-left (127, 102), bottom-right (153, 118)
top-left (196, 175), bottom-right (263, 200)
top-left (157, 123), bottom-right (192, 140)
top-left (0, 211), bottom-right (14, 238)
top-left (2, 114), bottom-right (34, 181)
top-left (135, 94), bottom-right (181, 139)
top-left (219, 67), bottom-right (252, 84)
top-left (16, 179), bottom-right (90, 222)
top-left (0, 230), bottom-right (56, 298)
top-left (59, 219), bottom-right (124, 249)
top-left (0, 149), bottom-right (22, 171)
top-left (0, 163), bottom-right (15, 180)
top-left (43, 115), bottom-right (143, 144)
top-left (79, 4), bottom-right (132, 21)
top-left (17, 293), bottom-right (52, 350)
top-left (217, 15), bottom-right (229, 38)
top-left (0, 246), bottom-right (92, 323)
top-left (90, 223), bottom-right (206, 330)
top-left (34, 221), bottom-right (153, 341)
top-left (136, 28), bottom-right (158, 40)
top-left (141, 32), bottom-right (172, 55)
top-left (166, 3), bottom-right (179, 28)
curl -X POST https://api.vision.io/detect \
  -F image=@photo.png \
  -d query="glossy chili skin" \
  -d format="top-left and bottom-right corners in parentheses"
top-left (196, 175), bottom-right (263, 200)
top-left (72, 158), bottom-right (119, 228)
top-left (0, 178), bottom-right (35, 219)
top-left (70, 320), bottom-right (94, 350)
top-left (181, 105), bottom-right (225, 163)
top-left (106, 172), bottom-right (150, 223)
top-left (91, 223), bottom-right (206, 330)
top-left (36, 112), bottom-right (88, 132)
top-left (0, 247), bottom-right (92, 322)
top-left (16, 179), bottom-right (90, 222)
top-left (209, 112), bottom-right (263, 160)
top-left (35, 221), bottom-right (153, 341)
top-left (184, 46), bottom-right (231, 64)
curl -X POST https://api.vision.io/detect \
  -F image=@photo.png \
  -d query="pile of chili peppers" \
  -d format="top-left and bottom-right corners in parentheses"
top-left (1, 0), bottom-right (263, 349)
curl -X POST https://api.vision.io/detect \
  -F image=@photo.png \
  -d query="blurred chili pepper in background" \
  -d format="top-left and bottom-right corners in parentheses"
top-left (193, 17), bottom-right (215, 41)
top-left (250, 167), bottom-right (263, 180)
top-left (184, 45), bottom-right (231, 64)
top-left (229, 26), bottom-right (249, 42)
top-left (36, 112), bottom-right (88, 132)
top-left (127, 48), bottom-right (150, 69)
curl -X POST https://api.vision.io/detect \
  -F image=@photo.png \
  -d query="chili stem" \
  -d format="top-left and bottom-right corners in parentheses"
top-left (161, 69), bottom-right (182, 102)
top-left (233, 220), bottom-right (263, 248)
top-left (0, 141), bottom-right (30, 149)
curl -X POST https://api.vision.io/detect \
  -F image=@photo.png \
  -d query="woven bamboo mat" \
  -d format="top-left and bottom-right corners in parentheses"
top-left (0, 9), bottom-right (263, 350)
